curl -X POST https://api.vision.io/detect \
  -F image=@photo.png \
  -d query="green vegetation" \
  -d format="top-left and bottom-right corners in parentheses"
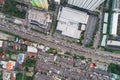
top-left (107, 63), bottom-right (120, 75)
top-left (87, 58), bottom-right (92, 62)
top-left (107, 0), bottom-right (113, 34)
top-left (0, 29), bottom-right (16, 36)
top-left (73, 54), bottom-right (86, 60)
top-left (0, 49), bottom-right (3, 53)
top-left (77, 31), bottom-right (85, 45)
top-left (24, 76), bottom-right (33, 80)
top-left (49, 3), bottom-right (56, 11)
top-left (2, 0), bottom-right (27, 18)
top-left (64, 52), bottom-right (86, 60)
top-left (16, 73), bottom-right (23, 80)
top-left (25, 59), bottom-right (36, 67)
top-left (77, 39), bottom-right (82, 45)
top-left (0, 75), bottom-right (2, 80)
top-left (60, 0), bottom-right (68, 6)
top-left (50, 14), bottom-right (57, 35)
top-left (117, 15), bottom-right (120, 35)
top-left (40, 71), bottom-right (47, 75)
top-left (64, 52), bottom-right (73, 56)
top-left (6, 49), bottom-right (17, 54)
top-left (46, 48), bottom-right (56, 53)
top-left (102, 47), bottom-right (120, 54)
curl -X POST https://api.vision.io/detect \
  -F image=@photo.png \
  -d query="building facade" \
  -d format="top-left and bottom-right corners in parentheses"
top-left (68, 0), bottom-right (105, 11)
top-left (30, 0), bottom-right (48, 10)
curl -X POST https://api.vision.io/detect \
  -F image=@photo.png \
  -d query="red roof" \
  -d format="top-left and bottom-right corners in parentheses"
top-left (37, 66), bottom-right (42, 71)
top-left (10, 73), bottom-right (15, 80)
top-left (13, 44), bottom-right (17, 50)
top-left (0, 51), bottom-right (5, 59)
top-left (6, 61), bottom-right (12, 71)
top-left (92, 63), bottom-right (96, 67)
top-left (28, 52), bottom-right (37, 58)
top-left (90, 63), bottom-right (96, 68)
top-left (0, 0), bottom-right (5, 4)
top-left (18, 64), bottom-right (23, 70)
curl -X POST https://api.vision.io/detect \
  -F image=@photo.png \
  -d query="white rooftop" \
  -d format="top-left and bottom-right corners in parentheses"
top-left (58, 7), bottom-right (89, 24)
top-left (0, 40), bottom-right (3, 47)
top-left (55, 0), bottom-right (60, 4)
top-left (107, 40), bottom-right (120, 46)
top-left (56, 7), bottom-right (89, 39)
top-left (104, 13), bottom-right (109, 23)
top-left (110, 13), bottom-right (120, 36)
top-left (101, 35), bottom-right (107, 46)
top-left (102, 23), bottom-right (108, 34)
top-left (3, 70), bottom-right (11, 80)
top-left (27, 46), bottom-right (38, 53)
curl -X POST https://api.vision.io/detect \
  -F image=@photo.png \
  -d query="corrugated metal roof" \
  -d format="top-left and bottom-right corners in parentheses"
top-left (104, 13), bottom-right (109, 23)
top-left (102, 23), bottom-right (108, 34)
top-left (101, 35), bottom-right (107, 46)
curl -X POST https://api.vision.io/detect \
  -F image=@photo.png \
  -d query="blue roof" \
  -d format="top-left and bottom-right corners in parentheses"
top-left (15, 37), bottom-right (19, 42)
top-left (17, 54), bottom-right (24, 64)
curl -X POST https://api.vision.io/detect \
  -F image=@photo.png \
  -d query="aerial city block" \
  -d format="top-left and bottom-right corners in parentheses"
top-left (0, 0), bottom-right (120, 80)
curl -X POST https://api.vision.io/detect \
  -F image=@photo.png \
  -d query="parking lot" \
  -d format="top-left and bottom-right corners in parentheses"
top-left (83, 14), bottom-right (98, 46)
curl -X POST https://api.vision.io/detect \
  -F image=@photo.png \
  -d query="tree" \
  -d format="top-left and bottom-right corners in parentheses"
top-left (25, 59), bottom-right (36, 67)
top-left (108, 63), bottom-right (120, 75)
top-left (16, 73), bottom-right (22, 80)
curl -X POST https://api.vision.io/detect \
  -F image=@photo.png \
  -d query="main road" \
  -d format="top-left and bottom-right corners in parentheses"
top-left (0, 24), bottom-right (120, 64)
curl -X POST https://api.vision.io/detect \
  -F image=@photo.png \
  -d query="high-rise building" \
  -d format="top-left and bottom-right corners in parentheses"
top-left (68, 0), bottom-right (105, 11)
top-left (30, 0), bottom-right (48, 10)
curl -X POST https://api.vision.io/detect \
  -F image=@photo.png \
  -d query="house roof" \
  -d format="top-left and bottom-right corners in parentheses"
top-left (1, 61), bottom-right (16, 71)
top-left (104, 13), bottom-right (109, 23)
top-left (28, 52), bottom-right (37, 58)
top-left (107, 40), bottom-right (120, 46)
top-left (3, 70), bottom-right (11, 80)
top-left (27, 46), bottom-right (38, 53)
top-left (101, 35), bottom-right (107, 46)
top-left (17, 54), bottom-right (25, 64)
top-left (0, 51), bottom-right (5, 59)
top-left (6, 61), bottom-right (12, 71)
top-left (110, 13), bottom-right (120, 36)
top-left (0, 0), bottom-right (5, 4)
top-left (0, 40), bottom-right (3, 47)
top-left (102, 23), bottom-right (108, 34)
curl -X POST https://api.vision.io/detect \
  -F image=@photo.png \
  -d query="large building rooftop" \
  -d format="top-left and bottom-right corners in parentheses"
top-left (101, 35), bottom-right (107, 47)
top-left (107, 40), bottom-right (120, 47)
top-left (27, 46), bottom-right (38, 53)
top-left (56, 7), bottom-right (89, 39)
top-left (28, 9), bottom-right (51, 29)
top-left (68, 0), bottom-right (105, 11)
top-left (110, 13), bottom-right (120, 36)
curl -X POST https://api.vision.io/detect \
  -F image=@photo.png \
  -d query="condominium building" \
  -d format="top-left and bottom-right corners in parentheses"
top-left (68, 0), bottom-right (105, 11)
top-left (30, 0), bottom-right (49, 10)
